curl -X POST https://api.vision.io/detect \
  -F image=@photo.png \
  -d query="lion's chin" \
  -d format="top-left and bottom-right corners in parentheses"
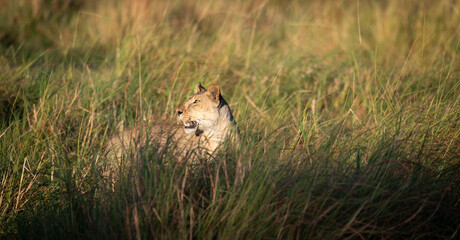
top-left (183, 127), bottom-right (197, 134)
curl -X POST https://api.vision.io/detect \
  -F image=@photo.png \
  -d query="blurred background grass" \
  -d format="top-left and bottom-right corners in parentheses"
top-left (0, 0), bottom-right (459, 239)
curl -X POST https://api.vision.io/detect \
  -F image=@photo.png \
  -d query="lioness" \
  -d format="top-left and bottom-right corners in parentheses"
top-left (106, 83), bottom-right (239, 163)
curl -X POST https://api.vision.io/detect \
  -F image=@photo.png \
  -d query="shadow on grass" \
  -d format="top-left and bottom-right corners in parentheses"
top-left (3, 129), bottom-right (459, 239)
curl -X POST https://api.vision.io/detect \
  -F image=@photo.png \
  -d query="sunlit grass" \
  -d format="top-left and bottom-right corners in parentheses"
top-left (1, 0), bottom-right (459, 238)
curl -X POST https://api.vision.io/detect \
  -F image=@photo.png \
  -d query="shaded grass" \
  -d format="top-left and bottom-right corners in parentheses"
top-left (1, 0), bottom-right (459, 239)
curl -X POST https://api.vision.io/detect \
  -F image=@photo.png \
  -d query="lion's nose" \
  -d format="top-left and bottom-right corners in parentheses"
top-left (176, 109), bottom-right (183, 116)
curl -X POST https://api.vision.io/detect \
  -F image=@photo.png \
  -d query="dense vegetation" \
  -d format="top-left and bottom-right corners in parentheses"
top-left (1, 0), bottom-right (459, 238)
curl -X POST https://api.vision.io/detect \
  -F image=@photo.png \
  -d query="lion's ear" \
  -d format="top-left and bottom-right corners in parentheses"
top-left (194, 82), bottom-right (206, 94)
top-left (207, 84), bottom-right (221, 102)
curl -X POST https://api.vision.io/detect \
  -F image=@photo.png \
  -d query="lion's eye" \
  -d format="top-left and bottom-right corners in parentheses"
top-left (193, 99), bottom-right (200, 104)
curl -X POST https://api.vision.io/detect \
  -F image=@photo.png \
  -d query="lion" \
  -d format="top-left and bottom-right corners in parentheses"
top-left (106, 83), bottom-right (239, 165)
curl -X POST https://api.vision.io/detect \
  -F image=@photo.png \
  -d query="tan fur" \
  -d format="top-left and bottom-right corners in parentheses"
top-left (106, 83), bottom-right (239, 164)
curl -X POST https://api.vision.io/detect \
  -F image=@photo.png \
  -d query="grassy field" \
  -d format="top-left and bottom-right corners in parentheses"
top-left (1, 0), bottom-right (459, 238)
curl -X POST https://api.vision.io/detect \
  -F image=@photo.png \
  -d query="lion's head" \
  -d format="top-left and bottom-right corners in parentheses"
top-left (176, 83), bottom-right (233, 135)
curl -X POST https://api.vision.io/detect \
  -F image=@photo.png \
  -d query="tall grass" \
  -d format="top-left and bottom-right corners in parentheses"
top-left (1, 0), bottom-right (459, 238)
